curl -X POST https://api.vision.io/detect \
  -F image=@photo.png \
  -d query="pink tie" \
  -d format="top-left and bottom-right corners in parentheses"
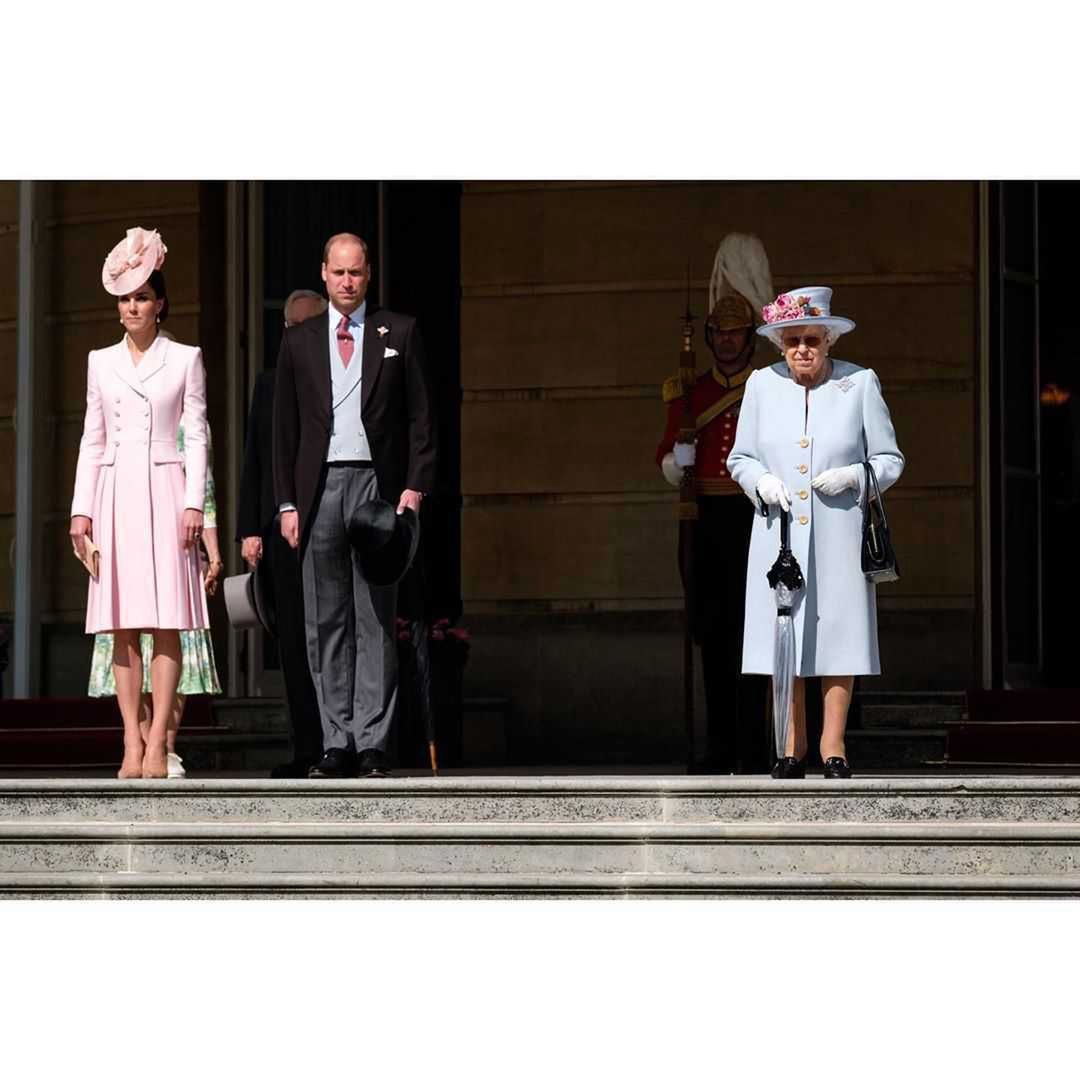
top-left (336, 315), bottom-right (354, 368)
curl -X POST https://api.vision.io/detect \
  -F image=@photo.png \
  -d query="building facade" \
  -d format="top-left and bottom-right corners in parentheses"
top-left (1, 180), bottom-right (1060, 763)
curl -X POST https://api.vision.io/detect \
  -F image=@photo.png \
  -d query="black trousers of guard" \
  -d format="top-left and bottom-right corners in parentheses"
top-left (682, 495), bottom-right (771, 774)
top-left (264, 526), bottom-right (324, 765)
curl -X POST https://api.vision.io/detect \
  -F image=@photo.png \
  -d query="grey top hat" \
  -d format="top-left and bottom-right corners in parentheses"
top-left (223, 556), bottom-right (276, 634)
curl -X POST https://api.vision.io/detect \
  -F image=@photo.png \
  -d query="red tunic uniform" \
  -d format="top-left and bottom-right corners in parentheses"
top-left (655, 365), bottom-right (752, 496)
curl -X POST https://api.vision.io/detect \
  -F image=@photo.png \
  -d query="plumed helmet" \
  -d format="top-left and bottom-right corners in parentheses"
top-left (706, 233), bottom-right (774, 331)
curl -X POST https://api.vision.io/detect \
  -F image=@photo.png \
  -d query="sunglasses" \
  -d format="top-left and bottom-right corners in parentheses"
top-left (782, 334), bottom-right (823, 349)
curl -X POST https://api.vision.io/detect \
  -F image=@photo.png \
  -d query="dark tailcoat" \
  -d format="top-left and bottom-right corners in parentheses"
top-left (236, 367), bottom-right (323, 766)
top-left (236, 370), bottom-right (278, 542)
top-left (272, 306), bottom-right (437, 543)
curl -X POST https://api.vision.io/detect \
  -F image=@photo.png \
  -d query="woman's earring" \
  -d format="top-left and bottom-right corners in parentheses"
top-left (156, 315), bottom-right (161, 324)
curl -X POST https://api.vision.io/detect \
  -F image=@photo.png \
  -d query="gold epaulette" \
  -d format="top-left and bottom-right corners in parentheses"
top-left (662, 374), bottom-right (682, 403)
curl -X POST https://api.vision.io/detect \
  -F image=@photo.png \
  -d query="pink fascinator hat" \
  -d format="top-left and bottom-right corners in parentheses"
top-left (101, 227), bottom-right (168, 296)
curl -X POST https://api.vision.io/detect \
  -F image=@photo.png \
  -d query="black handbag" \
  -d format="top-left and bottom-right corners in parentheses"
top-left (861, 461), bottom-right (900, 583)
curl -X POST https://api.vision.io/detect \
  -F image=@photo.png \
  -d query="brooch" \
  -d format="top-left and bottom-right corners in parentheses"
top-left (837, 376), bottom-right (854, 393)
top-left (377, 325), bottom-right (389, 337)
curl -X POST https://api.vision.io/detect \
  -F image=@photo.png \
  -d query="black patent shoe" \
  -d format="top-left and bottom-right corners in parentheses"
top-left (823, 756), bottom-right (852, 779)
top-left (771, 756), bottom-right (806, 780)
top-left (357, 748), bottom-right (390, 779)
top-left (308, 748), bottom-right (357, 779)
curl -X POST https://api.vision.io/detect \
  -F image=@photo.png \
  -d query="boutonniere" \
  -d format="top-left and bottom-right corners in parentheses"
top-left (384, 347), bottom-right (399, 358)
top-left (837, 376), bottom-right (854, 393)
top-left (377, 325), bottom-right (389, 337)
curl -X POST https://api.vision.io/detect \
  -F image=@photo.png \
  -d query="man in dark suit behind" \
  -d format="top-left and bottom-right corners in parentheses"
top-left (273, 233), bottom-right (436, 779)
top-left (237, 289), bottom-right (327, 778)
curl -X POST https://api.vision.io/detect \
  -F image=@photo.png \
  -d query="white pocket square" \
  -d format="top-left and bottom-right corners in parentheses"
top-left (384, 347), bottom-right (399, 358)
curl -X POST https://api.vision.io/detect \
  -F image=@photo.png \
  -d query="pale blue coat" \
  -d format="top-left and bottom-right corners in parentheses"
top-left (727, 360), bottom-right (904, 676)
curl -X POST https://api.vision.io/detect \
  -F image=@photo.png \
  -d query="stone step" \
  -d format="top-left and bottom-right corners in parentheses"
top-left (857, 705), bottom-right (963, 730)
top-left (856, 691), bottom-right (966, 705)
top-left (4, 776), bottom-right (1080, 824)
top-left (3, 819), bottom-right (1080, 878)
top-left (4, 776), bottom-right (1078, 896)
top-left (842, 691), bottom-right (958, 769)
top-left (175, 732), bottom-right (292, 773)
top-left (211, 699), bottom-right (291, 735)
top-left (845, 728), bottom-right (947, 769)
top-left (3, 870), bottom-right (1079, 898)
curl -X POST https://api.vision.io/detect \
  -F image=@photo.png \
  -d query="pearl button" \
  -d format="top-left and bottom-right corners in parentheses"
top-left (798, 464), bottom-right (808, 474)
top-left (799, 490), bottom-right (809, 499)
top-left (799, 515), bottom-right (809, 525)
top-left (799, 438), bottom-right (809, 448)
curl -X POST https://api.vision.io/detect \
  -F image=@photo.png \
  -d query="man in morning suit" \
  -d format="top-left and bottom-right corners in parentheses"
top-left (237, 289), bottom-right (327, 778)
top-left (273, 234), bottom-right (437, 779)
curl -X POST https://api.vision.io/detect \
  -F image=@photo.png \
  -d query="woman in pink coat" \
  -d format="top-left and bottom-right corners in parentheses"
top-left (69, 228), bottom-right (209, 779)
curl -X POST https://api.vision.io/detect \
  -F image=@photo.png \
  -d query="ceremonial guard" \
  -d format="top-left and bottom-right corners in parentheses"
top-left (655, 233), bottom-right (774, 773)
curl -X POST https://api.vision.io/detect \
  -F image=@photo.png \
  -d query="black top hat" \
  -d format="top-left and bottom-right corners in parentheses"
top-left (347, 501), bottom-right (420, 587)
top-left (223, 555), bottom-right (276, 635)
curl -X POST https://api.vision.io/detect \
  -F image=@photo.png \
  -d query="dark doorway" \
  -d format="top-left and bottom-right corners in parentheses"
top-left (1037, 181), bottom-right (1080, 689)
top-left (384, 181), bottom-right (463, 623)
top-left (988, 181), bottom-right (1042, 687)
top-left (988, 180), bottom-right (1080, 689)
top-left (255, 181), bottom-right (462, 688)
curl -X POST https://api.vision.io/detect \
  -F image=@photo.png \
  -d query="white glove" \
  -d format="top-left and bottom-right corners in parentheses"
top-left (811, 465), bottom-right (862, 496)
top-left (673, 442), bottom-right (696, 469)
top-left (660, 452), bottom-right (683, 487)
top-left (756, 474), bottom-right (791, 512)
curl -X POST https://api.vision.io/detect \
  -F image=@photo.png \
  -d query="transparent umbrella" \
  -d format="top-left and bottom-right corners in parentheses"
top-left (766, 510), bottom-right (805, 761)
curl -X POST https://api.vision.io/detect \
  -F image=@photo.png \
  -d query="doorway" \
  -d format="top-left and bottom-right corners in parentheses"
top-left (238, 180), bottom-right (462, 698)
top-left (987, 180), bottom-right (1080, 689)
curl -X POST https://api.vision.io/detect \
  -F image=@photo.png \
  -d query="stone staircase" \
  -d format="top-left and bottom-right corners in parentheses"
top-left (846, 691), bottom-right (960, 769)
top-left (2, 775), bottom-right (1079, 897)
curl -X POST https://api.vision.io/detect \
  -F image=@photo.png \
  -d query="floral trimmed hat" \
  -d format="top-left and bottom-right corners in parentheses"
top-left (101, 227), bottom-right (167, 296)
top-left (756, 286), bottom-right (855, 347)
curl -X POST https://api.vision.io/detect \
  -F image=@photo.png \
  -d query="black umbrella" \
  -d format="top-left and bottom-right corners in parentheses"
top-left (766, 510), bottom-right (805, 762)
top-left (400, 616), bottom-right (438, 776)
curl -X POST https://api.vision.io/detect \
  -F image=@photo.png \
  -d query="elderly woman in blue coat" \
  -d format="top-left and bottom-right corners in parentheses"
top-left (727, 287), bottom-right (904, 779)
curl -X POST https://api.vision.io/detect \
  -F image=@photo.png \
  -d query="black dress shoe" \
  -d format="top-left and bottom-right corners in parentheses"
top-left (270, 759), bottom-right (319, 779)
top-left (356, 749), bottom-right (390, 778)
top-left (308, 749), bottom-right (357, 779)
top-left (770, 756), bottom-right (806, 780)
top-left (823, 756), bottom-right (852, 779)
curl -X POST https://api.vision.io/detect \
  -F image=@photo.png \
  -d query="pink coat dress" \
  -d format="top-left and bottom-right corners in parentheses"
top-left (71, 336), bottom-right (210, 634)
